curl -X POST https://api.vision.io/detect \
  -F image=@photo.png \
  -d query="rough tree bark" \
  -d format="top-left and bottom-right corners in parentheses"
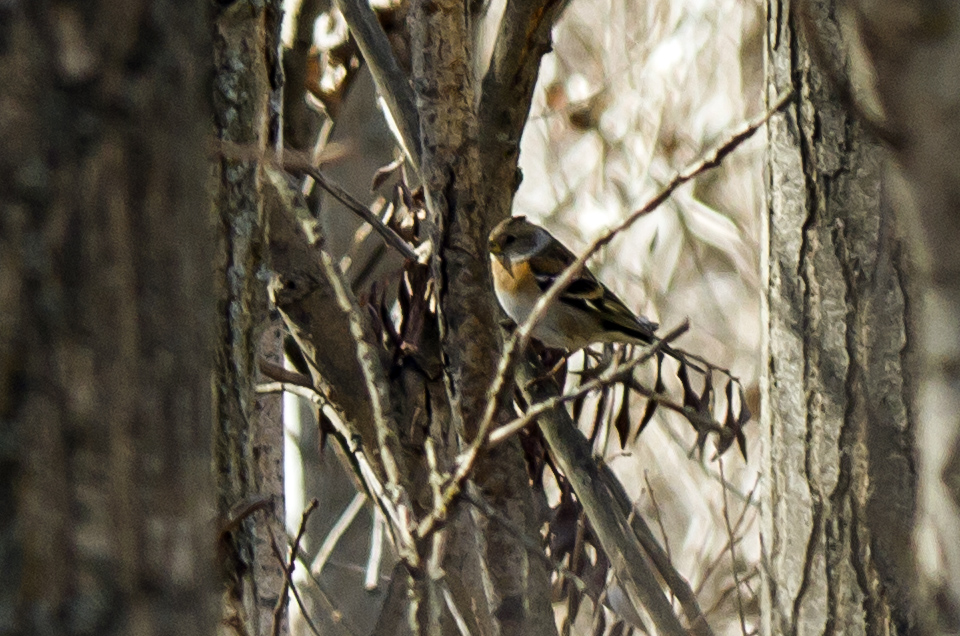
top-left (763, 0), bottom-right (916, 633)
top-left (0, 2), bottom-right (216, 634)
top-left (836, 1), bottom-right (960, 630)
top-left (211, 2), bottom-right (288, 634)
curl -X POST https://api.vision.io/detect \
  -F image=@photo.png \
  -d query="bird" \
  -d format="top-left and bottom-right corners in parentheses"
top-left (488, 216), bottom-right (664, 352)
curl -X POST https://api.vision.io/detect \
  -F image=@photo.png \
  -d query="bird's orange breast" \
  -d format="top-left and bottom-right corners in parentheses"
top-left (491, 256), bottom-right (539, 296)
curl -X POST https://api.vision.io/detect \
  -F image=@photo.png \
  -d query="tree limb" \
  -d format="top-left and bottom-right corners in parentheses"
top-left (333, 0), bottom-right (422, 169)
top-left (518, 359), bottom-right (707, 636)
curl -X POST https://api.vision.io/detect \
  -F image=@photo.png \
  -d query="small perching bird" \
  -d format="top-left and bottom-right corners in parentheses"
top-left (488, 216), bottom-right (663, 352)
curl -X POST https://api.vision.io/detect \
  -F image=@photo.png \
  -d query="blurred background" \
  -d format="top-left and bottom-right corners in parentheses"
top-left (279, 0), bottom-right (766, 632)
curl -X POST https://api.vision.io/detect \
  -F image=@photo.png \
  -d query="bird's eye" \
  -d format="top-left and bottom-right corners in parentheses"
top-left (503, 235), bottom-right (516, 246)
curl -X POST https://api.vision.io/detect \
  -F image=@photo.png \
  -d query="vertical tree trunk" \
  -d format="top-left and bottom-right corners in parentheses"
top-left (840, 2), bottom-right (960, 630)
top-left (0, 2), bottom-right (215, 634)
top-left (211, 1), bottom-right (287, 634)
top-left (762, 1), bottom-right (916, 633)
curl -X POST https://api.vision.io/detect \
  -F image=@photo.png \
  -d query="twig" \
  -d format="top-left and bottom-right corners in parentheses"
top-left (311, 492), bottom-right (366, 576)
top-left (219, 496), bottom-right (273, 540)
top-left (259, 358), bottom-right (313, 388)
top-left (272, 498), bottom-right (319, 636)
top-left (331, 0), bottom-right (421, 168)
top-left (365, 508), bottom-right (385, 590)
top-left (283, 151), bottom-right (419, 261)
top-left (695, 473), bottom-right (761, 597)
top-left (269, 380), bottom-right (418, 567)
top-left (643, 471), bottom-right (672, 567)
top-left (442, 583), bottom-right (473, 636)
top-left (718, 459), bottom-right (749, 636)
top-left (288, 548), bottom-right (361, 636)
top-left (287, 576), bottom-right (325, 636)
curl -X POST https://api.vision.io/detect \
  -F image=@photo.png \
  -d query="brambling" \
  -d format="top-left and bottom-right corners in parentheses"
top-left (488, 216), bottom-right (662, 352)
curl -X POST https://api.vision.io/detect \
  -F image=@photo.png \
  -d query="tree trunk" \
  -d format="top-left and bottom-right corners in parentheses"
top-left (0, 2), bottom-right (216, 634)
top-left (837, 2), bottom-right (960, 630)
top-left (211, 1), bottom-right (288, 634)
top-left (763, 0), bottom-right (917, 633)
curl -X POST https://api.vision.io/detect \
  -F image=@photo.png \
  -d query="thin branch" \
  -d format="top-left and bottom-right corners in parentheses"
top-left (288, 546), bottom-right (362, 636)
top-left (219, 496), bottom-right (273, 540)
top-left (284, 151), bottom-right (419, 261)
top-left (332, 0), bottom-right (421, 168)
top-left (272, 498), bottom-right (319, 636)
top-left (365, 508), bottom-right (385, 590)
top-left (268, 380), bottom-right (418, 567)
top-left (718, 458), bottom-right (749, 636)
top-left (311, 492), bottom-right (366, 576)
top-left (441, 583), bottom-right (473, 636)
top-left (259, 358), bottom-right (314, 388)
top-left (288, 577), bottom-right (325, 636)
top-left (694, 473), bottom-right (761, 597)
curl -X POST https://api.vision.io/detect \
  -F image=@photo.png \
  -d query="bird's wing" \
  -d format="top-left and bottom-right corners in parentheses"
top-left (527, 244), bottom-right (659, 342)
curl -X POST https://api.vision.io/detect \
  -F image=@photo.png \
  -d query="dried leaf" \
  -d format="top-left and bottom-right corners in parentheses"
top-left (549, 485), bottom-right (580, 560)
top-left (677, 362), bottom-right (701, 413)
top-left (614, 384), bottom-right (631, 448)
top-left (699, 369), bottom-right (713, 416)
top-left (635, 398), bottom-right (658, 441)
top-left (587, 387), bottom-right (608, 443)
top-left (318, 410), bottom-right (336, 453)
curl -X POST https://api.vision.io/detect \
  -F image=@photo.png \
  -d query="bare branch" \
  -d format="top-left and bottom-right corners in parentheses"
top-left (259, 358), bottom-right (314, 388)
top-left (477, 0), bottom-right (572, 222)
top-left (311, 492), bottom-right (366, 576)
top-left (517, 359), bottom-right (704, 636)
top-left (284, 151), bottom-right (419, 261)
top-left (332, 0), bottom-right (421, 169)
top-left (272, 499), bottom-right (320, 636)
top-left (316, 244), bottom-right (405, 491)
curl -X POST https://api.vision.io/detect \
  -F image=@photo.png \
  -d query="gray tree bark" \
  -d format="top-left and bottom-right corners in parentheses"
top-left (211, 2), bottom-right (288, 634)
top-left (0, 2), bottom-right (216, 634)
top-left (763, 0), bottom-right (917, 633)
